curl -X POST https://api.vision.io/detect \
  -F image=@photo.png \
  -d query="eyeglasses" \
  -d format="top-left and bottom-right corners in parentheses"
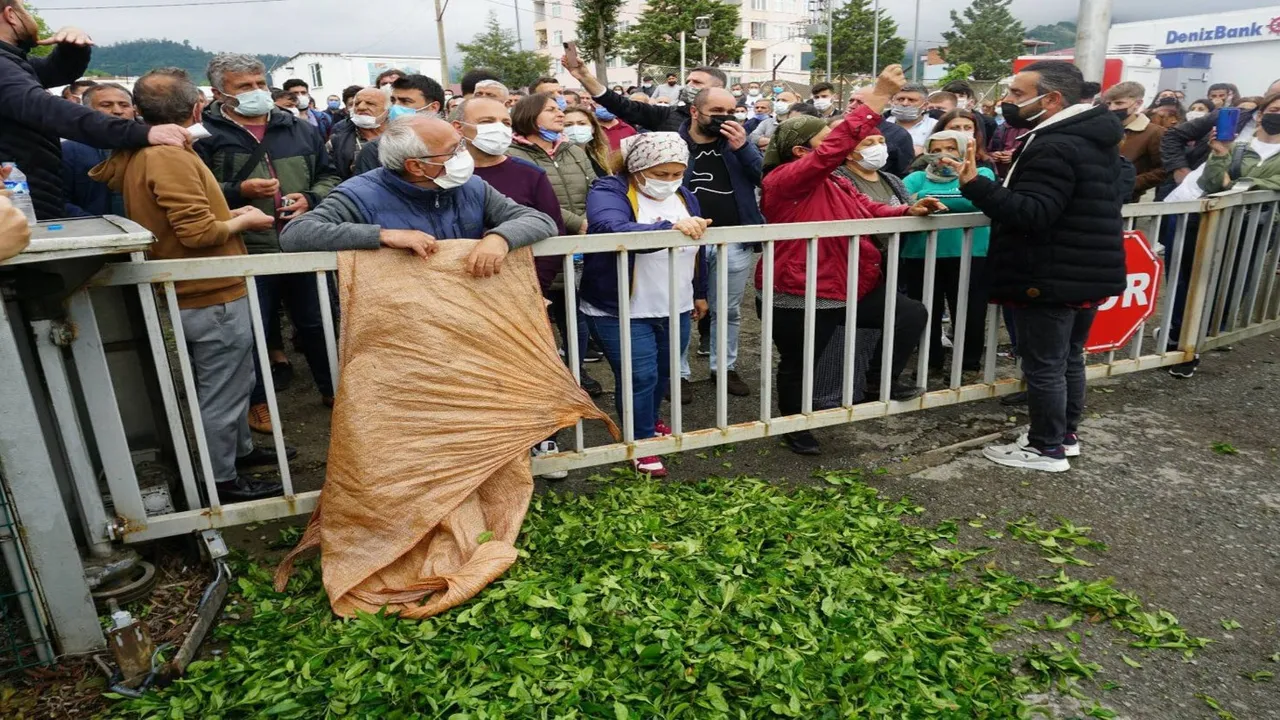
top-left (412, 137), bottom-right (469, 167)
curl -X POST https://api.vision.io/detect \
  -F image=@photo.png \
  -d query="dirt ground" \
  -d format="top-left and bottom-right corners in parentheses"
top-left (226, 291), bottom-right (1280, 719)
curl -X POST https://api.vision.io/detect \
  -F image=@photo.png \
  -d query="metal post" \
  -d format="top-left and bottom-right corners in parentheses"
top-left (1074, 0), bottom-right (1113, 83)
top-left (872, 0), bottom-right (880, 74)
top-left (911, 0), bottom-right (921, 82)
top-left (702, 37), bottom-right (708, 67)
top-left (680, 32), bottom-right (686, 84)
top-left (825, 0), bottom-right (833, 81)
top-left (514, 0), bottom-right (523, 51)
top-left (434, 0), bottom-right (451, 87)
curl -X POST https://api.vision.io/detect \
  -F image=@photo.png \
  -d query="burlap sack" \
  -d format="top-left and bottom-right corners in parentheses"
top-left (275, 244), bottom-right (616, 618)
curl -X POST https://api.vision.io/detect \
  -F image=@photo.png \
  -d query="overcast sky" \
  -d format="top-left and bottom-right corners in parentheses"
top-left (36, 0), bottom-right (1279, 61)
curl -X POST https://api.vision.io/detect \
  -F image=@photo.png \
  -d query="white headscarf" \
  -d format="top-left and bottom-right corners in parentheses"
top-left (621, 132), bottom-right (689, 174)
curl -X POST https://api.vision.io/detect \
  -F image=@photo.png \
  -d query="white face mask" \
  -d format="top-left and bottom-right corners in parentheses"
top-left (748, 89), bottom-right (760, 98)
top-left (639, 175), bottom-right (681, 201)
top-left (470, 121), bottom-right (513, 155)
top-left (734, 110), bottom-right (748, 122)
top-left (774, 101), bottom-right (791, 115)
top-left (813, 97), bottom-right (832, 111)
top-left (855, 143), bottom-right (889, 170)
top-left (956, 97), bottom-right (971, 110)
top-left (428, 150), bottom-right (476, 190)
top-left (351, 113), bottom-right (382, 129)
top-left (1186, 110), bottom-right (1208, 121)
top-left (563, 125), bottom-right (594, 145)
top-left (295, 93), bottom-right (310, 109)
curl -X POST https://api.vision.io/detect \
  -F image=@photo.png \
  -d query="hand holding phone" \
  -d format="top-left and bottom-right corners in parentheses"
top-left (562, 41), bottom-right (584, 71)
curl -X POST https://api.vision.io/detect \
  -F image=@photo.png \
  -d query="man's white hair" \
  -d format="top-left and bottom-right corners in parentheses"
top-left (378, 118), bottom-right (435, 172)
top-left (474, 79), bottom-right (509, 97)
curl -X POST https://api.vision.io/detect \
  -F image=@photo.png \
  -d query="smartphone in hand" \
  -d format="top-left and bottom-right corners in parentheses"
top-left (563, 41), bottom-right (583, 70)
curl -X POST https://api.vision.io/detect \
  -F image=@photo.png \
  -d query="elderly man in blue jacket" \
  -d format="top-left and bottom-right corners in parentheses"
top-left (279, 115), bottom-right (557, 276)
top-left (0, 1), bottom-right (187, 219)
top-left (670, 87), bottom-right (765, 400)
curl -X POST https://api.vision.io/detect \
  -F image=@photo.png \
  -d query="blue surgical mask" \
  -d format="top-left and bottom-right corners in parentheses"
top-left (538, 127), bottom-right (562, 142)
top-left (555, 95), bottom-right (567, 110)
top-left (388, 104), bottom-right (417, 121)
top-left (595, 106), bottom-right (616, 122)
top-left (327, 100), bottom-right (341, 110)
top-left (772, 86), bottom-right (784, 95)
top-left (229, 89), bottom-right (272, 118)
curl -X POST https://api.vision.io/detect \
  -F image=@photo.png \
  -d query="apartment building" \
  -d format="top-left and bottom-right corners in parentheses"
top-left (532, 0), bottom-right (813, 90)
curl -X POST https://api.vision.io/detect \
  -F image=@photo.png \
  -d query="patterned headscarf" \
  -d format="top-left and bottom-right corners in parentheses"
top-left (922, 130), bottom-right (970, 183)
top-left (621, 132), bottom-right (689, 174)
top-left (762, 115), bottom-right (828, 171)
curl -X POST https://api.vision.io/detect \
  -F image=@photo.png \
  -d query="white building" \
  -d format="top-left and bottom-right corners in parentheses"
top-left (269, 53), bottom-right (443, 99)
top-left (532, 0), bottom-right (812, 91)
top-left (1108, 6), bottom-right (1280, 96)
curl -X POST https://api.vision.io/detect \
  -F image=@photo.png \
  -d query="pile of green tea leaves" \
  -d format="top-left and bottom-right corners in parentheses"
top-left (109, 473), bottom-right (1208, 719)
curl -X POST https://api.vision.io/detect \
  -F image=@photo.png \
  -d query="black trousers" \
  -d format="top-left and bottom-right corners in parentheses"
top-left (900, 257), bottom-right (989, 370)
top-left (770, 284), bottom-right (927, 416)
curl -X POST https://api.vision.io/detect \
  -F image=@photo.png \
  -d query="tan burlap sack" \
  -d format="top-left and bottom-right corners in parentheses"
top-left (275, 244), bottom-right (616, 617)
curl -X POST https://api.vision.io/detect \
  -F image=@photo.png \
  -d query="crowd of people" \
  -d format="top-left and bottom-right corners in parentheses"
top-left (3, 0), bottom-right (1279, 486)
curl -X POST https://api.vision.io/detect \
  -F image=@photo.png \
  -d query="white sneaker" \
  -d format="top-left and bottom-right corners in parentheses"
top-left (983, 442), bottom-right (1070, 472)
top-left (1017, 432), bottom-right (1081, 457)
top-left (532, 441), bottom-right (569, 480)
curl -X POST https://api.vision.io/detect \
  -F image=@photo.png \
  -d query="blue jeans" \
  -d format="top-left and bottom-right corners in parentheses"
top-left (681, 244), bottom-right (753, 377)
top-left (1014, 305), bottom-right (1096, 450)
top-left (588, 312), bottom-right (692, 441)
top-left (251, 273), bottom-right (335, 404)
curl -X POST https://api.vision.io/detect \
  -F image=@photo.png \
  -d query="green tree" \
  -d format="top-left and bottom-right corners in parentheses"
top-left (618, 0), bottom-right (745, 72)
top-left (807, 0), bottom-right (906, 79)
top-left (941, 0), bottom-right (1025, 80)
top-left (26, 4), bottom-right (53, 58)
top-left (575, 0), bottom-right (624, 83)
top-left (935, 62), bottom-right (974, 87)
top-left (1025, 21), bottom-right (1077, 53)
top-left (456, 13), bottom-right (552, 92)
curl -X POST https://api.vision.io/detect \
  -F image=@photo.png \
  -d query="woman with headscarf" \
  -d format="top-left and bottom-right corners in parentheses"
top-left (581, 132), bottom-right (710, 478)
top-left (901, 130), bottom-right (996, 374)
top-left (755, 65), bottom-right (945, 456)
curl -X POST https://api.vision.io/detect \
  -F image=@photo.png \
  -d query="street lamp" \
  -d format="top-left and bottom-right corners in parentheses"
top-left (695, 15), bottom-right (710, 66)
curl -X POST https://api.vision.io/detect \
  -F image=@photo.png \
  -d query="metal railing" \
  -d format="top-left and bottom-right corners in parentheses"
top-left (55, 189), bottom-right (1280, 544)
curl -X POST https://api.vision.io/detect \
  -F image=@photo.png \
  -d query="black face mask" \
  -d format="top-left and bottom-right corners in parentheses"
top-left (699, 114), bottom-right (730, 138)
top-left (1000, 98), bottom-right (1045, 130)
top-left (1261, 113), bottom-right (1280, 135)
top-left (927, 108), bottom-right (945, 120)
top-left (1111, 108), bottom-right (1132, 124)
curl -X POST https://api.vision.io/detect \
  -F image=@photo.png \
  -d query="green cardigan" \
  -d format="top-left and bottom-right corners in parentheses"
top-left (1198, 142), bottom-right (1280, 194)
top-left (901, 167), bottom-right (995, 259)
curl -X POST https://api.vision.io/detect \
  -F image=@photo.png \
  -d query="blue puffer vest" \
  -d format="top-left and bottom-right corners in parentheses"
top-left (334, 168), bottom-right (487, 240)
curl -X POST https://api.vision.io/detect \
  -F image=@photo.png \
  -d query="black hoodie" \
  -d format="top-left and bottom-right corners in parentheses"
top-left (961, 105), bottom-right (1130, 305)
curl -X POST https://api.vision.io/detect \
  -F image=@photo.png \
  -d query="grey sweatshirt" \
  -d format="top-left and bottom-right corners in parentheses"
top-left (279, 177), bottom-right (558, 253)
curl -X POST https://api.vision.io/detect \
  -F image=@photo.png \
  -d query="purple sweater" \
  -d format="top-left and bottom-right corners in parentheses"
top-left (474, 157), bottom-right (565, 289)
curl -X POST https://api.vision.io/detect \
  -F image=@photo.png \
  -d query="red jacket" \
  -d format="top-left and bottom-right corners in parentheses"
top-left (755, 106), bottom-right (911, 302)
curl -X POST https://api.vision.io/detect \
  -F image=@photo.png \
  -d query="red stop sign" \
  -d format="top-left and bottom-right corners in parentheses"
top-left (1086, 231), bottom-right (1162, 353)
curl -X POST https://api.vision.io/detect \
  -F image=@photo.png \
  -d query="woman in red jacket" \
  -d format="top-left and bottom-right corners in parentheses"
top-left (757, 64), bottom-right (945, 456)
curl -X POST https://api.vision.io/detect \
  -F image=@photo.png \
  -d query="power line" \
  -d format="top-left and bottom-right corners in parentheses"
top-left (40, 0), bottom-right (286, 9)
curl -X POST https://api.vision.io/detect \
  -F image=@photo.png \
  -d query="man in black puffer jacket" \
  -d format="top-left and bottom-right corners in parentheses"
top-left (950, 61), bottom-right (1128, 474)
top-left (0, 1), bottom-right (187, 220)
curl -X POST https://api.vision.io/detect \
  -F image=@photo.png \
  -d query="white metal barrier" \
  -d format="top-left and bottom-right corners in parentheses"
top-left (61, 189), bottom-right (1280, 543)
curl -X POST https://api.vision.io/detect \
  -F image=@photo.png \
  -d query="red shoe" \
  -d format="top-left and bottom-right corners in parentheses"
top-left (633, 456), bottom-right (667, 478)
top-left (654, 419), bottom-right (672, 436)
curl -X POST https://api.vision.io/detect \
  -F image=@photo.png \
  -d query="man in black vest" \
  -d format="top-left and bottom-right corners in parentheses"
top-left (948, 61), bottom-right (1128, 473)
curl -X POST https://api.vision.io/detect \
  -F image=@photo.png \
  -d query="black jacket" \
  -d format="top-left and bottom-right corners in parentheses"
top-left (1159, 107), bottom-right (1254, 175)
top-left (878, 120), bottom-right (915, 178)
top-left (961, 106), bottom-right (1129, 305)
top-left (0, 40), bottom-right (150, 220)
top-left (327, 118), bottom-right (373, 179)
top-left (593, 90), bottom-right (690, 133)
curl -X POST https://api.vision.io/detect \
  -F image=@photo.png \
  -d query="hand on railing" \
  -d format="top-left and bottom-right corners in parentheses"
top-left (380, 229), bottom-right (438, 259)
top-left (673, 217), bottom-right (712, 240)
top-left (466, 234), bottom-right (511, 278)
top-left (0, 195), bottom-right (31, 262)
top-left (907, 198), bottom-right (948, 216)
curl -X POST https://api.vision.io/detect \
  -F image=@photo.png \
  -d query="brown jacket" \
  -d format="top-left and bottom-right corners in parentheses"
top-left (1120, 113), bottom-right (1166, 201)
top-left (90, 144), bottom-right (246, 309)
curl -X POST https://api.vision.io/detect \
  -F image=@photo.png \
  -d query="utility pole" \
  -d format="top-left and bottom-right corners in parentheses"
top-left (911, 0), bottom-right (920, 82)
top-left (1074, 0), bottom-right (1113, 83)
top-left (871, 0), bottom-right (879, 74)
top-left (514, 0), bottom-right (522, 50)
top-left (434, 0), bottom-right (450, 86)
top-left (680, 31), bottom-right (686, 84)
top-left (824, 0), bottom-right (832, 81)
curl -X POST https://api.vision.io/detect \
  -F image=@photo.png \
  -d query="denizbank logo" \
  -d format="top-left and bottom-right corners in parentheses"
top-left (1165, 17), bottom-right (1280, 45)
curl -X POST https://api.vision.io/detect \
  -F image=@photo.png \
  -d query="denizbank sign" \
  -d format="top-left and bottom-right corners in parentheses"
top-left (1165, 16), bottom-right (1280, 46)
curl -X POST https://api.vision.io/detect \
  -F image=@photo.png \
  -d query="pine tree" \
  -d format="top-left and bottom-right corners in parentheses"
top-left (575, 0), bottom-right (625, 83)
top-left (456, 13), bottom-right (552, 92)
top-left (618, 0), bottom-right (746, 72)
top-left (807, 0), bottom-right (906, 79)
top-left (940, 0), bottom-right (1026, 80)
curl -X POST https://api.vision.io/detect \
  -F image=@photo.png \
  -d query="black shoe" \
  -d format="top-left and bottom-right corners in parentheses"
top-left (783, 430), bottom-right (821, 455)
top-left (270, 361), bottom-right (294, 392)
top-left (681, 378), bottom-right (694, 404)
top-left (1000, 391), bottom-right (1028, 406)
top-left (697, 335), bottom-right (711, 357)
top-left (583, 347), bottom-right (604, 363)
top-left (726, 369), bottom-right (751, 397)
top-left (216, 475), bottom-right (284, 502)
top-left (889, 382), bottom-right (924, 401)
top-left (580, 372), bottom-right (604, 397)
top-left (235, 445), bottom-right (298, 472)
top-left (1169, 355), bottom-right (1200, 379)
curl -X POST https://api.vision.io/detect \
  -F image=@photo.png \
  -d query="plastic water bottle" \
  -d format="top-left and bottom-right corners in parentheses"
top-left (2, 162), bottom-right (37, 225)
